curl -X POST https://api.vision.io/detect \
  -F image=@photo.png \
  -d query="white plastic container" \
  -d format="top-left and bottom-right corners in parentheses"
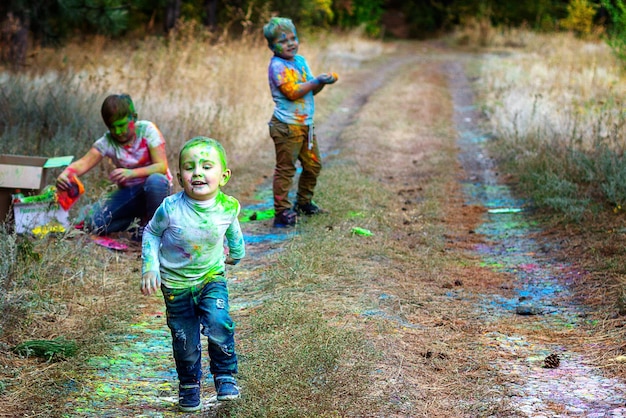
top-left (13, 201), bottom-right (69, 234)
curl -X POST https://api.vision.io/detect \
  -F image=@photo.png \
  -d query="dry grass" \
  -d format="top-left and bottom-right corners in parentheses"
top-left (477, 32), bottom-right (625, 152)
top-left (0, 230), bottom-right (145, 415)
top-left (0, 24), bottom-right (388, 198)
top-left (466, 27), bottom-right (626, 381)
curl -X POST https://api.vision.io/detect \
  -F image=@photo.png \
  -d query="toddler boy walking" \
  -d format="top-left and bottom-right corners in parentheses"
top-left (141, 137), bottom-right (245, 412)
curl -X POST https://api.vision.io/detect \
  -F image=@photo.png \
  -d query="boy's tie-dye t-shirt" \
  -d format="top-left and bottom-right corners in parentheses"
top-left (142, 191), bottom-right (245, 289)
top-left (94, 120), bottom-right (173, 187)
top-left (268, 54), bottom-right (315, 126)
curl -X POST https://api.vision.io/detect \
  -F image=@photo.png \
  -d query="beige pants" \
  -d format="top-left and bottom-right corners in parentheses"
top-left (269, 116), bottom-right (322, 213)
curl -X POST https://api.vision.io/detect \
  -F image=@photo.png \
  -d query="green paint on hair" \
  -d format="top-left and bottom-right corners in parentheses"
top-left (178, 136), bottom-right (228, 172)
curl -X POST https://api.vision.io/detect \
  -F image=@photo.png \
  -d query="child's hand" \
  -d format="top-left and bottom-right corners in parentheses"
top-left (56, 168), bottom-right (77, 191)
top-left (141, 271), bottom-right (161, 296)
top-left (316, 72), bottom-right (338, 85)
top-left (225, 257), bottom-right (241, 265)
top-left (109, 168), bottom-right (134, 184)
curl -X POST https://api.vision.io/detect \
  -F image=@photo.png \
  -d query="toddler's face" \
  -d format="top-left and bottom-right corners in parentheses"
top-left (272, 30), bottom-right (298, 60)
top-left (178, 145), bottom-right (230, 201)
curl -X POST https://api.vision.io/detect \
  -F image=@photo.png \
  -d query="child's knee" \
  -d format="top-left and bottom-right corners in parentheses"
top-left (145, 173), bottom-right (169, 188)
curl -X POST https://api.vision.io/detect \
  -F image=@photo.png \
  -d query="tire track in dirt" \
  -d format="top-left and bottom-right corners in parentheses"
top-left (447, 59), bottom-right (626, 417)
top-left (61, 51), bottom-right (416, 417)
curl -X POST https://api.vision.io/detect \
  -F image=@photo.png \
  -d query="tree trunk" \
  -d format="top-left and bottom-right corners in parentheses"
top-left (203, 0), bottom-right (218, 31)
top-left (164, 0), bottom-right (182, 33)
top-left (0, 12), bottom-right (28, 69)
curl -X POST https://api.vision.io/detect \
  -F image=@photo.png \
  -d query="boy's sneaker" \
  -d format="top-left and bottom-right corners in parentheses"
top-left (178, 382), bottom-right (201, 412)
top-left (214, 375), bottom-right (240, 401)
top-left (273, 208), bottom-right (297, 227)
top-left (294, 201), bottom-right (326, 216)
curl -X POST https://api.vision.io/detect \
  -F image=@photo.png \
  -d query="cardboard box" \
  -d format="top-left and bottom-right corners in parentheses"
top-left (0, 154), bottom-right (73, 222)
top-left (13, 201), bottom-right (70, 234)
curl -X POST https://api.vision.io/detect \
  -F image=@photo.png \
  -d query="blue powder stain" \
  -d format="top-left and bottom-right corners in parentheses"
top-left (457, 129), bottom-right (587, 322)
top-left (245, 231), bottom-right (296, 244)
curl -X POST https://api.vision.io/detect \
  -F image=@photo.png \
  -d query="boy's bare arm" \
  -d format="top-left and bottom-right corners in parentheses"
top-left (279, 78), bottom-right (320, 101)
top-left (56, 147), bottom-right (103, 190)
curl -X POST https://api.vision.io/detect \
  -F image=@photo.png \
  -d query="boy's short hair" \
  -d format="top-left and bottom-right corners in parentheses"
top-left (179, 137), bottom-right (228, 171)
top-left (101, 93), bottom-right (137, 127)
top-left (263, 17), bottom-right (296, 48)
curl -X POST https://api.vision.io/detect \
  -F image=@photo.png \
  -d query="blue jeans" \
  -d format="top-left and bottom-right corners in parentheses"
top-left (85, 173), bottom-right (170, 235)
top-left (161, 280), bottom-right (238, 385)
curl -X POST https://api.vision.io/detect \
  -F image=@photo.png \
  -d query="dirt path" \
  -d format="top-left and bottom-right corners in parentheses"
top-left (447, 58), bottom-right (626, 417)
top-left (60, 43), bottom-right (419, 418)
top-left (60, 44), bottom-right (626, 417)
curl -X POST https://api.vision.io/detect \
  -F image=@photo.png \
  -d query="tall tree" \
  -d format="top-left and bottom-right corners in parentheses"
top-left (164, 0), bottom-right (181, 32)
top-left (204, 0), bottom-right (218, 30)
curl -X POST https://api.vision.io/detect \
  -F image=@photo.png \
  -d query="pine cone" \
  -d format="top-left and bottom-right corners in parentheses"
top-left (543, 353), bottom-right (560, 369)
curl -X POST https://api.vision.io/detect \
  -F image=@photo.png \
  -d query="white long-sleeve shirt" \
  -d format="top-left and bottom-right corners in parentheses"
top-left (141, 190), bottom-right (245, 289)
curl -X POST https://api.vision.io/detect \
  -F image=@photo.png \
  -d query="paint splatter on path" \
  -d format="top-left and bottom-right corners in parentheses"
top-left (61, 49), bottom-right (411, 417)
top-left (448, 59), bottom-right (626, 417)
top-left (60, 50), bottom-right (626, 417)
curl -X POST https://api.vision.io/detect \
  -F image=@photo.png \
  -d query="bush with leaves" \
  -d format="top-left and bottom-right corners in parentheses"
top-left (334, 0), bottom-right (384, 37)
top-left (602, 0), bottom-right (626, 64)
top-left (560, 0), bottom-right (599, 37)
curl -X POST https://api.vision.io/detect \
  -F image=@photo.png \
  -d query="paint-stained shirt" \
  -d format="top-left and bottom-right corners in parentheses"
top-left (268, 54), bottom-right (315, 126)
top-left (141, 191), bottom-right (245, 289)
top-left (93, 120), bottom-right (173, 187)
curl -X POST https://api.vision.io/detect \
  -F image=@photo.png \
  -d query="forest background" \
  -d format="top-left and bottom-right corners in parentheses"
top-left (0, 0), bottom-right (618, 54)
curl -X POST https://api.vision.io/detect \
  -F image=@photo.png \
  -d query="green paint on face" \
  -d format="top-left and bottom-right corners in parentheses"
top-left (272, 30), bottom-right (298, 57)
top-left (179, 137), bottom-right (228, 172)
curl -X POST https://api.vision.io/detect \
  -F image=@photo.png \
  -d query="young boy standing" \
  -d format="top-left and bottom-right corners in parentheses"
top-left (141, 137), bottom-right (245, 412)
top-left (263, 17), bottom-right (337, 227)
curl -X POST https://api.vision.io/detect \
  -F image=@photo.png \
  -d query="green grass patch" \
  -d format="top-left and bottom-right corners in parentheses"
top-left (231, 299), bottom-right (372, 418)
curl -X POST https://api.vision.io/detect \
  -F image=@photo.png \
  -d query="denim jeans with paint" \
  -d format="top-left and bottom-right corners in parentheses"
top-left (161, 280), bottom-right (238, 385)
top-left (86, 173), bottom-right (170, 235)
top-left (269, 116), bottom-right (322, 213)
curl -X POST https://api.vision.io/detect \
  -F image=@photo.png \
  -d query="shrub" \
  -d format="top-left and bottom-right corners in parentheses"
top-left (334, 0), bottom-right (384, 37)
top-left (602, 0), bottom-right (626, 64)
top-left (560, 0), bottom-right (599, 36)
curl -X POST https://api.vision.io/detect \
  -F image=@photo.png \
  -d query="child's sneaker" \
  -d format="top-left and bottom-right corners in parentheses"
top-left (178, 382), bottom-right (201, 412)
top-left (294, 201), bottom-right (327, 216)
top-left (273, 208), bottom-right (297, 227)
top-left (214, 374), bottom-right (240, 401)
